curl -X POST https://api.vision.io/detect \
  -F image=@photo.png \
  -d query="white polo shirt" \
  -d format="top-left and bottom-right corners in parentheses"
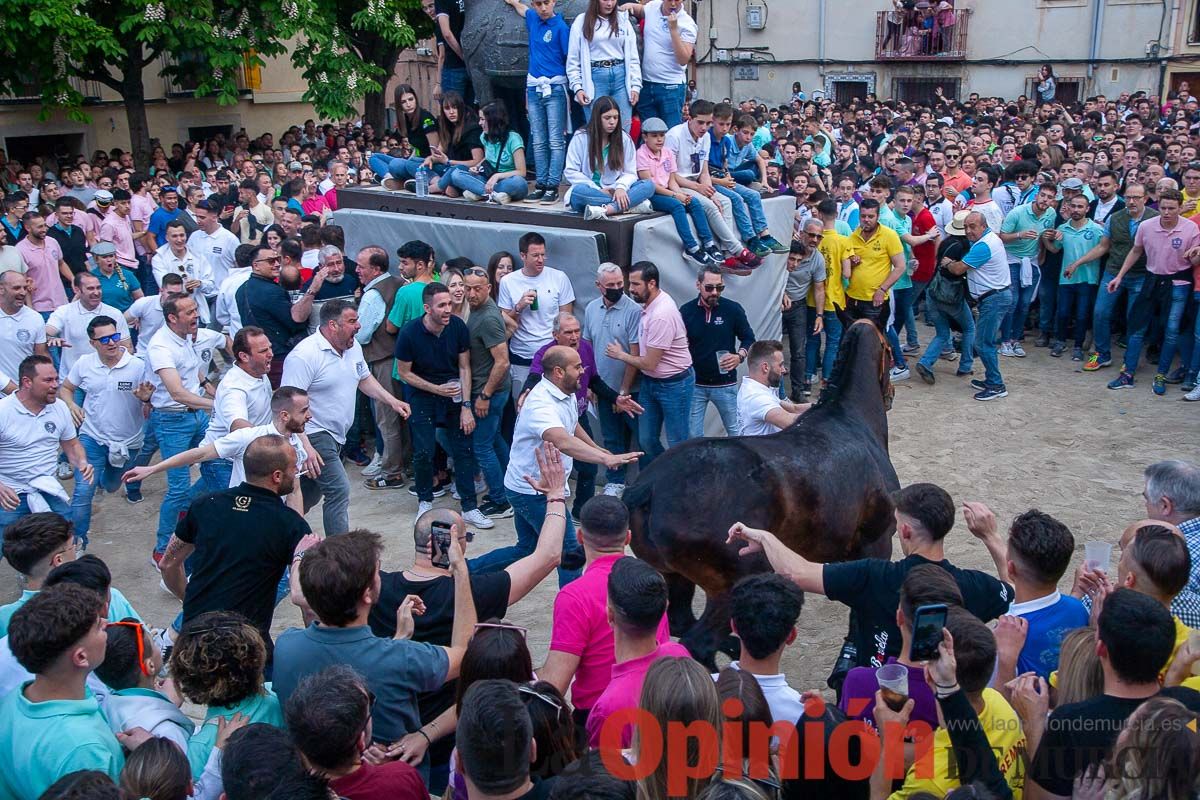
top-left (961, 231), bottom-right (1012, 298)
top-left (504, 377), bottom-right (579, 497)
top-left (213, 422), bottom-right (308, 487)
top-left (46, 300), bottom-right (131, 374)
top-left (664, 121), bottom-right (711, 179)
top-left (0, 306), bottom-right (47, 382)
top-left (187, 226), bottom-right (240, 286)
top-left (125, 295), bottom-right (166, 354)
top-left (146, 325), bottom-right (225, 410)
top-left (66, 351), bottom-right (151, 445)
top-left (0, 393), bottom-right (76, 493)
top-left (151, 247), bottom-right (215, 323)
top-left (640, 1), bottom-right (697, 85)
top-left (496, 267), bottom-right (576, 360)
top-left (737, 376), bottom-right (783, 437)
top-left (216, 267), bottom-right (252, 335)
top-left (281, 331), bottom-right (370, 444)
top-left (202, 364), bottom-right (273, 445)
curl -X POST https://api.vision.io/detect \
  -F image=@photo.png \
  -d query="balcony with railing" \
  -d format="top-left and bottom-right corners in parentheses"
top-left (161, 53), bottom-right (253, 98)
top-left (875, 8), bottom-right (969, 61)
top-left (0, 75), bottom-right (103, 105)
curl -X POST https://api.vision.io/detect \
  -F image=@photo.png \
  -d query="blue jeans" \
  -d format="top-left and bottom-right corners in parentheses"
top-left (1003, 263), bottom-right (1041, 343)
top-left (1157, 283), bottom-right (1194, 375)
top-left (919, 299), bottom-right (976, 373)
top-left (597, 399), bottom-right (641, 484)
top-left (568, 180), bottom-right (656, 214)
top-left (637, 81), bottom-right (686, 128)
top-left (368, 153), bottom-right (450, 183)
top-left (443, 166), bottom-right (529, 200)
top-left (1038, 265), bottom-right (1059, 334)
top-left (573, 415), bottom-right (598, 517)
top-left (976, 290), bottom-right (1014, 388)
top-left (469, 489), bottom-right (583, 587)
top-left (885, 286), bottom-right (914, 370)
top-left (70, 433), bottom-right (142, 547)
top-left (408, 391), bottom-right (479, 509)
top-left (649, 193), bottom-right (712, 251)
top-left (714, 183), bottom-right (766, 239)
top-left (1092, 272), bottom-right (1143, 361)
top-left (526, 85), bottom-right (569, 188)
top-left (583, 63), bottom-right (633, 133)
top-left (0, 493), bottom-right (72, 550)
top-left (689, 383), bottom-right (739, 438)
top-left (805, 307), bottom-right (844, 381)
top-left (441, 66), bottom-right (470, 103)
top-left (1190, 291), bottom-right (1200, 378)
top-left (638, 368), bottom-right (695, 463)
top-left (1056, 283), bottom-right (1098, 348)
top-left (148, 408), bottom-right (222, 553)
top-left (782, 303), bottom-right (810, 398)
top-left (731, 167), bottom-right (759, 186)
top-left (472, 389), bottom-right (510, 500)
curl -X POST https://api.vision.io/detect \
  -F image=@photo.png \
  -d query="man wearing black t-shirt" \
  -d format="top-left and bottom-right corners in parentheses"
top-left (728, 482), bottom-right (1013, 673)
top-left (435, 0), bottom-right (472, 105)
top-left (1025, 589), bottom-right (1200, 799)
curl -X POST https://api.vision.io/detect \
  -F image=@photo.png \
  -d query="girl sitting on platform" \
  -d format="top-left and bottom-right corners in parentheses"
top-left (373, 92), bottom-right (483, 194)
top-left (563, 95), bottom-right (655, 220)
top-left (443, 101), bottom-right (530, 204)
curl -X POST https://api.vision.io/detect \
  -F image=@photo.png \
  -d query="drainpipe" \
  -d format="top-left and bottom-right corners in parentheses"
top-left (818, 0), bottom-right (826, 79)
top-left (1088, 0), bottom-right (1104, 91)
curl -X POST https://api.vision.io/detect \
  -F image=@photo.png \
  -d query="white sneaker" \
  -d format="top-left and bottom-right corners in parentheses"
top-left (1185, 384), bottom-right (1200, 402)
top-left (451, 483), bottom-right (461, 500)
top-left (417, 500), bottom-right (433, 517)
top-left (462, 190), bottom-right (484, 202)
top-left (57, 461), bottom-right (73, 480)
top-left (602, 483), bottom-right (626, 497)
top-left (462, 508), bottom-right (495, 529)
top-left (490, 191), bottom-right (512, 204)
top-left (584, 204), bottom-right (608, 221)
top-left (889, 366), bottom-right (911, 382)
top-left (1012, 343), bottom-right (1027, 358)
top-left (630, 200), bottom-right (653, 214)
top-left (362, 453), bottom-right (383, 478)
top-left (999, 342), bottom-right (1015, 357)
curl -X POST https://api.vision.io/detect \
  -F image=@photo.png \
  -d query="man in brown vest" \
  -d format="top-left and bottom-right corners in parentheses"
top-left (354, 245), bottom-right (411, 489)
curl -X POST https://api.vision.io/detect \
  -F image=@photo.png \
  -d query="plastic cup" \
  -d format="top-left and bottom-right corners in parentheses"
top-left (1085, 540), bottom-right (1113, 574)
top-left (876, 663), bottom-right (909, 711)
top-left (716, 350), bottom-right (732, 373)
top-left (448, 380), bottom-right (462, 404)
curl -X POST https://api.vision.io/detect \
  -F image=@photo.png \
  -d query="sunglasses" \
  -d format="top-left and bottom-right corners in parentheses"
top-left (473, 621), bottom-right (526, 638)
top-left (702, 284), bottom-right (725, 292)
top-left (464, 267), bottom-right (489, 277)
top-left (518, 683), bottom-right (566, 717)
top-left (92, 332), bottom-right (123, 345)
top-left (255, 256), bottom-right (281, 265)
top-left (106, 620), bottom-right (152, 676)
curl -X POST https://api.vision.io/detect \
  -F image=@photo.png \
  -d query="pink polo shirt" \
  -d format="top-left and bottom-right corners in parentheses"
top-left (548, 554), bottom-right (672, 712)
top-left (635, 144), bottom-right (676, 189)
top-left (99, 212), bottom-right (137, 268)
top-left (130, 193), bottom-right (156, 256)
top-left (1134, 216), bottom-right (1200, 279)
top-left (15, 236), bottom-right (68, 312)
top-left (639, 289), bottom-right (693, 379)
top-left (586, 640), bottom-right (691, 747)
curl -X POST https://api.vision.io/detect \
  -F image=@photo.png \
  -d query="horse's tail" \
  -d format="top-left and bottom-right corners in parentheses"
top-left (621, 478), bottom-right (653, 513)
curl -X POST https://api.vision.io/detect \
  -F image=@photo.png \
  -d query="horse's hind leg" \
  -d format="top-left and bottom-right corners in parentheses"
top-left (666, 573), bottom-right (698, 638)
top-left (681, 589), bottom-right (734, 672)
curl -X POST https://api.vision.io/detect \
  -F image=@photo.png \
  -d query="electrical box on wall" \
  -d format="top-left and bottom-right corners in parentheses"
top-left (716, 49), bottom-right (730, 62)
top-left (734, 65), bottom-right (760, 81)
top-left (746, 3), bottom-right (765, 30)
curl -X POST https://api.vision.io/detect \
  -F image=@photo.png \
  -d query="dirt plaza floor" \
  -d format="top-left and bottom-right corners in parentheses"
top-left (2, 342), bottom-right (1198, 698)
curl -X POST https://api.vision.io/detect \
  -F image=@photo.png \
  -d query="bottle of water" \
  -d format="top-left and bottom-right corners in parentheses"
top-left (415, 167), bottom-right (429, 198)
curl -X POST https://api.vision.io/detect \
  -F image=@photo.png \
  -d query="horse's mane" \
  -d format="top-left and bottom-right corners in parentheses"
top-left (812, 322), bottom-right (878, 411)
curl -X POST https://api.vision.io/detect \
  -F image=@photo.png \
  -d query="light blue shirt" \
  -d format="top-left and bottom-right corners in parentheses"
top-left (186, 686), bottom-right (284, 779)
top-left (0, 587), bottom-right (141, 638)
top-left (355, 273), bottom-right (391, 345)
top-left (1001, 202), bottom-right (1057, 262)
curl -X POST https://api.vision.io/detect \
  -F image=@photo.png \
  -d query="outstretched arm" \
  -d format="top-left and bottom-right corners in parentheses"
top-left (726, 522), bottom-right (826, 594)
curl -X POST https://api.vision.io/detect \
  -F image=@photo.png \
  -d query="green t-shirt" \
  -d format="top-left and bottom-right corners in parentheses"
top-left (1056, 219), bottom-right (1105, 285)
top-left (881, 206), bottom-right (914, 290)
top-left (0, 587), bottom-right (141, 638)
top-left (482, 131), bottom-right (524, 174)
top-left (187, 686), bottom-right (284, 779)
top-left (0, 687), bottom-right (124, 799)
top-left (1001, 203), bottom-right (1057, 262)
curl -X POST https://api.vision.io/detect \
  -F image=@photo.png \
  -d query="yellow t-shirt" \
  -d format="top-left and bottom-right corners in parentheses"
top-left (847, 225), bottom-right (903, 302)
top-left (1163, 616), bottom-right (1193, 682)
top-left (889, 688), bottom-right (1027, 800)
top-left (809, 229), bottom-right (849, 311)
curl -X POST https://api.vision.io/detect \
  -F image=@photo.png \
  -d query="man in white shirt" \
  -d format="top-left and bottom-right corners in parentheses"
top-left (122, 385), bottom-right (312, 515)
top-left (215, 245), bottom-right (253, 336)
top-left (469, 345), bottom-right (640, 587)
top-left (143, 295), bottom-right (229, 561)
top-left (723, 573), bottom-right (807, 728)
top-left (496, 232), bottom-right (575, 389)
top-left (0, 271), bottom-right (49, 382)
top-left (153, 220), bottom-right (215, 324)
top-left (198, 325), bottom-right (275, 489)
top-left (60, 316), bottom-right (153, 546)
top-left (282, 298), bottom-right (411, 535)
top-left (628, 0), bottom-right (697, 129)
top-left (736, 340), bottom-right (809, 437)
top-left (0, 355), bottom-right (93, 543)
top-left (186, 198), bottom-right (239, 290)
top-left (44, 273), bottom-right (130, 375)
top-left (125, 273), bottom-right (185, 354)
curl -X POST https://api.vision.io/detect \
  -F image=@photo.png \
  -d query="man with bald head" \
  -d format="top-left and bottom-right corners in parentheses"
top-left (471, 345), bottom-right (641, 587)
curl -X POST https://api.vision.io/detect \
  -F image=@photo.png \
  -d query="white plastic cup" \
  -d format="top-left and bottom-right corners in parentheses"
top-left (716, 350), bottom-right (732, 374)
top-left (876, 663), bottom-right (909, 711)
top-left (1085, 540), bottom-right (1113, 574)
top-left (448, 380), bottom-right (462, 404)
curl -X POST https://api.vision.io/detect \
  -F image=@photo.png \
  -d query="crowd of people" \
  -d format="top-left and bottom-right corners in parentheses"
top-left (0, 0), bottom-right (1199, 797)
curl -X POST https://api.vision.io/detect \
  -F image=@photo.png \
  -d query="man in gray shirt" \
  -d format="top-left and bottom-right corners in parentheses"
top-left (781, 219), bottom-right (826, 400)
top-left (465, 267), bottom-right (512, 517)
top-left (581, 262), bottom-right (643, 498)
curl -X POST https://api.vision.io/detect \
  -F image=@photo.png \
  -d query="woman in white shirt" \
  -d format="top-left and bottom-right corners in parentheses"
top-left (566, 0), bottom-right (642, 133)
top-left (562, 96), bottom-right (655, 220)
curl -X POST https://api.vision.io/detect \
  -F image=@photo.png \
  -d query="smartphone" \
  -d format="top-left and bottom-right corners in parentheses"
top-left (909, 603), bottom-right (948, 662)
top-left (430, 520), bottom-right (453, 569)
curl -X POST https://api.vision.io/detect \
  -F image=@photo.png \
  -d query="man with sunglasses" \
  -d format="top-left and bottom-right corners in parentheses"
top-left (679, 266), bottom-right (754, 438)
top-left (780, 225), bottom-right (827, 400)
top-left (45, 272), bottom-right (131, 376)
top-left (236, 245), bottom-right (314, 384)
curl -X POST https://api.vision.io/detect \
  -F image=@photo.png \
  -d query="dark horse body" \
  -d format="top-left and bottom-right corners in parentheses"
top-left (624, 321), bottom-right (901, 668)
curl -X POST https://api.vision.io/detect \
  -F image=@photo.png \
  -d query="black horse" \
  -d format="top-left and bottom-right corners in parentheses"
top-left (624, 320), bottom-right (900, 668)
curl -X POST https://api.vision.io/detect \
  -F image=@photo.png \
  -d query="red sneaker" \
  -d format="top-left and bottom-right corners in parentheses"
top-left (150, 551), bottom-right (164, 568)
top-left (735, 248), bottom-right (763, 268)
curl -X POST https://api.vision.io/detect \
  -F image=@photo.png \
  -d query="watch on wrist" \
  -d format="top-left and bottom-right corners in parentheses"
top-left (461, 400), bottom-right (472, 408)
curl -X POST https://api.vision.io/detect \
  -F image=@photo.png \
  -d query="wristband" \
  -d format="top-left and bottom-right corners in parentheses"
top-left (545, 511), bottom-right (567, 521)
top-left (416, 729), bottom-right (432, 745)
top-left (546, 497), bottom-right (566, 504)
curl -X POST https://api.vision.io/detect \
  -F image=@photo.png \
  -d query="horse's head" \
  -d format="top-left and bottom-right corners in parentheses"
top-left (819, 320), bottom-right (895, 412)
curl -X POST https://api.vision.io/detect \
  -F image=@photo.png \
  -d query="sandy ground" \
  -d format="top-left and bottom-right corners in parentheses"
top-left (1, 343), bottom-right (1198, 700)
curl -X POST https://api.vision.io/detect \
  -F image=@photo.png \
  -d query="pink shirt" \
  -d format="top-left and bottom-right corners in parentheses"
top-left (635, 144), bottom-right (676, 189)
top-left (130, 193), bottom-right (156, 255)
top-left (15, 236), bottom-right (68, 312)
top-left (1134, 216), bottom-right (1200, 278)
top-left (586, 641), bottom-right (691, 747)
top-left (548, 554), bottom-right (671, 711)
top-left (639, 289), bottom-right (693, 379)
top-left (99, 212), bottom-right (137, 268)
top-left (324, 187), bottom-right (340, 211)
top-left (302, 195), bottom-right (330, 216)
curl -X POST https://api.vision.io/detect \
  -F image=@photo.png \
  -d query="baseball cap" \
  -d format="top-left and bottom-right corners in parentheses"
top-left (94, 190), bottom-right (114, 206)
top-left (92, 241), bottom-right (117, 257)
top-left (1060, 177), bottom-right (1085, 191)
top-left (641, 117), bottom-right (669, 134)
top-left (289, 161), bottom-right (303, 171)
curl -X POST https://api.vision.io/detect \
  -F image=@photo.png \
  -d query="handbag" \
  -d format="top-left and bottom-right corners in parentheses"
top-left (927, 266), bottom-right (966, 310)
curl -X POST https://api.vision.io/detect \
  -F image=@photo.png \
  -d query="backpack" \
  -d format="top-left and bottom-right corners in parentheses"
top-left (927, 265), bottom-right (966, 310)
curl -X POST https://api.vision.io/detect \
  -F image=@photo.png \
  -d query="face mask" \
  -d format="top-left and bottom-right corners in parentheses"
top-left (603, 287), bottom-right (624, 303)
